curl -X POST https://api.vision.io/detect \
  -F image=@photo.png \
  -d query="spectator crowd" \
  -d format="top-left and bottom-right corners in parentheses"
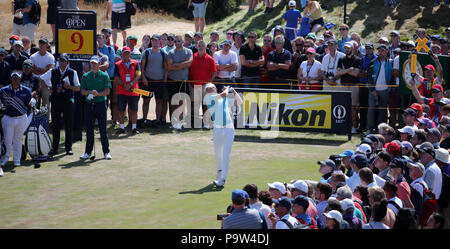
top-left (0, 0), bottom-right (449, 230)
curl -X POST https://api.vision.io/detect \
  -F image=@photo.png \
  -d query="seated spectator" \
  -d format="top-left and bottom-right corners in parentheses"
top-left (324, 198), bottom-right (350, 229)
top-left (317, 159), bottom-right (336, 183)
top-left (393, 208), bottom-right (419, 229)
top-left (335, 185), bottom-right (366, 222)
top-left (222, 189), bottom-right (264, 229)
top-left (315, 182), bottom-right (332, 227)
top-left (383, 181), bottom-right (404, 215)
top-left (363, 199), bottom-right (390, 229)
top-left (329, 172), bottom-right (347, 193)
top-left (440, 124), bottom-right (450, 150)
top-left (424, 212), bottom-right (445, 229)
top-left (434, 148), bottom-right (450, 176)
top-left (416, 142), bottom-right (443, 199)
top-left (323, 210), bottom-right (343, 229)
top-left (339, 149), bottom-right (355, 177)
top-left (258, 190), bottom-right (273, 207)
top-left (411, 129), bottom-right (427, 147)
top-left (402, 108), bottom-right (419, 129)
top-left (368, 186), bottom-right (396, 228)
top-left (290, 180), bottom-right (318, 219)
top-left (267, 181), bottom-right (286, 199)
top-left (417, 118), bottom-right (436, 129)
top-left (268, 197), bottom-right (299, 229)
top-left (359, 167), bottom-right (378, 188)
top-left (341, 198), bottom-right (363, 229)
top-left (243, 184), bottom-right (272, 229)
top-left (406, 161), bottom-right (428, 216)
top-left (426, 128), bottom-right (442, 148)
top-left (398, 126), bottom-right (415, 142)
top-left (388, 157), bottom-right (412, 201)
top-left (292, 195), bottom-right (318, 229)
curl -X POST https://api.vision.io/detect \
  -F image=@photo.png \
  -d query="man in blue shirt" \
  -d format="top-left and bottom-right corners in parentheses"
top-left (359, 42), bottom-right (377, 133)
top-left (15, 0), bottom-right (39, 42)
top-left (0, 71), bottom-right (32, 175)
top-left (282, 1), bottom-right (302, 42)
top-left (97, 33), bottom-right (117, 125)
top-left (0, 48), bottom-right (12, 88)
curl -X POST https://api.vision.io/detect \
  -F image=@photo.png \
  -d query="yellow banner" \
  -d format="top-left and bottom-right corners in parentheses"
top-left (58, 29), bottom-right (94, 54)
top-left (243, 92), bottom-right (332, 129)
top-left (132, 88), bottom-right (150, 96)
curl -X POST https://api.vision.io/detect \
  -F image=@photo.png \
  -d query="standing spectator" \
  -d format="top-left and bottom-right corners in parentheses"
top-left (366, 44), bottom-right (392, 134)
top-left (160, 33), bottom-right (169, 48)
top-left (320, 39), bottom-right (345, 90)
top-left (393, 208), bottom-right (418, 229)
top-left (20, 59), bottom-right (39, 100)
top-left (116, 35), bottom-right (142, 61)
top-left (268, 197), bottom-right (300, 229)
top-left (0, 48), bottom-right (12, 88)
top-left (282, 1), bottom-right (302, 42)
top-left (341, 198), bottom-right (363, 229)
top-left (315, 182), bottom-right (332, 227)
top-left (406, 161), bottom-right (428, 215)
top-left (231, 31), bottom-right (244, 82)
top-left (189, 40), bottom-right (216, 129)
top-left (416, 142), bottom-right (443, 199)
top-left (271, 26), bottom-right (293, 53)
top-left (183, 31), bottom-right (194, 49)
top-left (383, 181), bottom-right (403, 215)
top-left (139, 34), bottom-right (151, 53)
top-left (80, 56), bottom-right (111, 160)
top-left (243, 184), bottom-right (272, 229)
top-left (267, 35), bottom-right (292, 89)
top-left (337, 42), bottom-right (361, 134)
top-left (0, 71), bottom-right (32, 175)
top-left (30, 36), bottom-right (55, 108)
top-left (374, 151), bottom-right (394, 182)
top-left (106, 0), bottom-right (128, 46)
top-left (213, 40), bottom-right (238, 91)
top-left (21, 36), bottom-right (38, 57)
top-left (166, 35), bottom-right (193, 121)
top-left (389, 31), bottom-right (400, 59)
top-left (11, 0), bottom-right (26, 37)
top-left (162, 34), bottom-right (176, 54)
top-left (239, 31), bottom-right (264, 88)
top-left (114, 46), bottom-right (141, 134)
top-left (298, 47), bottom-right (322, 90)
top-left (16, 0), bottom-right (39, 42)
top-left (390, 47), bottom-right (401, 129)
top-left (363, 200), bottom-right (390, 229)
top-left (47, 0), bottom-right (61, 45)
top-left (210, 30), bottom-right (219, 44)
top-left (337, 24), bottom-right (351, 52)
top-left (318, 159), bottom-right (336, 183)
top-left (350, 32), bottom-right (365, 57)
top-left (205, 84), bottom-right (242, 187)
top-left (102, 28), bottom-right (119, 52)
top-left (141, 35), bottom-right (168, 129)
top-left (207, 42), bottom-right (218, 57)
top-left (40, 53), bottom-right (80, 156)
top-left (260, 34), bottom-right (274, 83)
top-left (6, 41), bottom-right (28, 71)
top-left (97, 33), bottom-right (117, 125)
top-left (187, 0), bottom-right (207, 33)
top-left (416, 55), bottom-right (444, 99)
top-left (358, 42), bottom-right (377, 133)
top-left (303, 0), bottom-right (323, 33)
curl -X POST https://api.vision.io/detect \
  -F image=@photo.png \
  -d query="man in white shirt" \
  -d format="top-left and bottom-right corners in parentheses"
top-left (230, 31), bottom-right (244, 80)
top-left (383, 181), bottom-right (403, 215)
top-left (30, 36), bottom-right (55, 109)
top-left (417, 142), bottom-right (443, 199)
top-left (213, 40), bottom-right (238, 91)
top-left (268, 197), bottom-right (299, 229)
top-left (243, 184), bottom-right (272, 229)
top-left (320, 39), bottom-right (345, 90)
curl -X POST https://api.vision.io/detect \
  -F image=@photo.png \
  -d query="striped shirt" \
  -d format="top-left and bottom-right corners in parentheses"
top-left (108, 0), bottom-right (126, 13)
top-left (222, 207), bottom-right (263, 229)
top-left (0, 85), bottom-right (32, 116)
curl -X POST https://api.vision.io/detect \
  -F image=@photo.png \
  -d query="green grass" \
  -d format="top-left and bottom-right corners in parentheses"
top-left (205, 0), bottom-right (450, 45)
top-left (0, 128), bottom-right (359, 228)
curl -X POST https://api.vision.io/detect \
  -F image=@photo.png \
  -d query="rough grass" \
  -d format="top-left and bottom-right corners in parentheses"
top-left (0, 127), bottom-right (358, 228)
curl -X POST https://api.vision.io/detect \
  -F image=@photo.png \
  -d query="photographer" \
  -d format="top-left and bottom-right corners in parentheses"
top-left (222, 189), bottom-right (263, 229)
top-left (205, 84), bottom-right (242, 187)
top-left (320, 39), bottom-right (345, 90)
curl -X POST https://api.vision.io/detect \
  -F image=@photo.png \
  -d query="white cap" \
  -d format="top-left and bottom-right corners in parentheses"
top-left (292, 180), bottom-right (308, 193)
top-left (267, 181), bottom-right (286, 194)
top-left (356, 144), bottom-right (372, 155)
top-left (185, 31), bottom-right (194, 38)
top-left (323, 210), bottom-right (343, 223)
top-left (13, 40), bottom-right (23, 47)
top-left (344, 41), bottom-right (354, 48)
top-left (435, 148), bottom-right (450, 164)
top-left (379, 36), bottom-right (389, 43)
top-left (341, 198), bottom-right (355, 211)
top-left (407, 161), bottom-right (425, 174)
top-left (398, 126), bottom-right (415, 136)
top-left (288, 0), bottom-right (296, 7)
top-left (401, 141), bottom-right (413, 150)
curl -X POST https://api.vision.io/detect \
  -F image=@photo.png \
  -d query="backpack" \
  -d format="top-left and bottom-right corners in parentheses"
top-left (280, 218), bottom-right (310, 229)
top-left (296, 216), bottom-right (318, 229)
top-left (28, 0), bottom-right (41, 24)
top-left (143, 48), bottom-right (166, 67)
top-left (125, 0), bottom-right (137, 16)
top-left (417, 182), bottom-right (438, 227)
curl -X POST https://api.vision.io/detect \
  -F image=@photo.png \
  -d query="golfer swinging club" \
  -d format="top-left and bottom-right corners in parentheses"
top-left (204, 83), bottom-right (243, 187)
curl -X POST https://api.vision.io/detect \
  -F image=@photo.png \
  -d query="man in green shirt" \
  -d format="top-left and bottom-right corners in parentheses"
top-left (80, 56), bottom-right (112, 160)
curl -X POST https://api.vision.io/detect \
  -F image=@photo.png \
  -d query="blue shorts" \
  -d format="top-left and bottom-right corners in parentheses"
top-left (192, 2), bottom-right (208, 18)
top-left (285, 28), bottom-right (297, 42)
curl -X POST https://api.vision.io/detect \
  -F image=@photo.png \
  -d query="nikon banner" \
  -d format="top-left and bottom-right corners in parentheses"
top-left (233, 88), bottom-right (352, 139)
top-left (399, 51), bottom-right (450, 95)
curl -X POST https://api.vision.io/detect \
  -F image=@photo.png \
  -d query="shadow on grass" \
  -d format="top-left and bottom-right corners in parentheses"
top-left (234, 135), bottom-right (348, 146)
top-left (179, 183), bottom-right (224, 195)
top-left (58, 158), bottom-right (103, 169)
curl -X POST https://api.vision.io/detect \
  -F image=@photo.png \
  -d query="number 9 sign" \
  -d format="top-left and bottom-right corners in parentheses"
top-left (58, 29), bottom-right (94, 55)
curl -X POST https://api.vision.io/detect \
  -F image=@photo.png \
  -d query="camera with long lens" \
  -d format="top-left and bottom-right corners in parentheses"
top-left (217, 214), bottom-right (230, 220)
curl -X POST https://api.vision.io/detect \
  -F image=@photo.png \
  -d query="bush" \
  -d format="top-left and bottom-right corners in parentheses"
top-left (84, 0), bottom-right (243, 22)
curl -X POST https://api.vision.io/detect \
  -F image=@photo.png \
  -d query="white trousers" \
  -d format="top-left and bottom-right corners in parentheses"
top-left (1, 114), bottom-right (28, 165)
top-left (213, 127), bottom-right (234, 181)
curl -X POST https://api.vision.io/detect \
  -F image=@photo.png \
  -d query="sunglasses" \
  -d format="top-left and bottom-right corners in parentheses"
top-left (168, 38), bottom-right (174, 41)
top-left (174, 40), bottom-right (182, 43)
top-left (264, 39), bottom-right (271, 42)
top-left (23, 64), bottom-right (32, 68)
top-left (339, 28), bottom-right (348, 31)
top-left (274, 41), bottom-right (283, 44)
top-left (248, 36), bottom-right (256, 39)
top-left (306, 52), bottom-right (314, 55)
top-left (295, 43), bottom-right (304, 46)
top-left (227, 33), bottom-right (233, 36)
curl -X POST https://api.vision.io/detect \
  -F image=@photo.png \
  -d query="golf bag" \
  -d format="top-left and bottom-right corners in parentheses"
top-left (25, 107), bottom-right (52, 161)
top-left (0, 103), bottom-right (6, 158)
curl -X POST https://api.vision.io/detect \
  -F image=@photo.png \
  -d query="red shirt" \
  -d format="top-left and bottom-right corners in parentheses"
top-left (425, 97), bottom-right (442, 122)
top-left (189, 52), bottom-right (217, 85)
top-left (260, 46), bottom-right (275, 82)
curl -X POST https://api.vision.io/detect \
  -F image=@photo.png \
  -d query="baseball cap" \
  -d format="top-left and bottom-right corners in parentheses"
top-left (389, 157), bottom-right (405, 169)
top-left (438, 98), bottom-right (450, 106)
top-left (0, 48), bottom-right (7, 55)
top-left (272, 197), bottom-right (292, 210)
top-left (274, 25), bottom-right (284, 33)
top-left (222, 40), bottom-right (232, 46)
top-left (384, 141), bottom-right (401, 156)
top-left (306, 47), bottom-right (316, 54)
top-left (101, 28), bottom-right (112, 34)
top-left (390, 30), bottom-right (400, 36)
top-left (204, 83), bottom-right (216, 94)
top-left (377, 150), bottom-right (392, 162)
top-left (356, 143), bottom-right (372, 155)
top-left (23, 59), bottom-right (33, 66)
top-left (365, 42), bottom-right (374, 49)
top-left (323, 210), bottom-right (343, 223)
top-left (293, 195), bottom-right (309, 210)
top-left (344, 41), bottom-right (354, 48)
top-left (151, 34), bottom-right (160, 41)
top-left (432, 35), bottom-right (442, 40)
top-left (417, 118), bottom-right (435, 128)
top-left (324, 30), bottom-right (333, 37)
top-left (306, 33), bottom-right (316, 41)
top-left (366, 134), bottom-right (380, 145)
top-left (13, 40), bottom-right (23, 47)
top-left (406, 161), bottom-right (425, 174)
top-left (58, 53), bottom-right (69, 62)
top-left (435, 148), bottom-right (450, 164)
top-left (403, 108), bottom-right (417, 117)
top-left (167, 33), bottom-right (175, 39)
top-left (341, 198), bottom-right (355, 211)
top-left (9, 35), bottom-right (20, 41)
top-left (267, 181), bottom-right (286, 194)
top-left (425, 64), bottom-right (436, 73)
top-left (339, 149), bottom-right (354, 158)
top-left (377, 44), bottom-right (388, 50)
top-left (231, 189), bottom-right (247, 201)
top-left (39, 36), bottom-right (49, 44)
top-left (431, 84), bottom-right (443, 93)
top-left (317, 159), bottom-right (336, 170)
top-left (326, 39), bottom-right (338, 45)
top-left (185, 31), bottom-right (194, 38)
top-left (89, 56), bottom-right (100, 64)
top-left (409, 103), bottom-right (423, 113)
top-left (351, 154), bottom-right (368, 169)
top-left (127, 35), bottom-right (138, 41)
top-left (121, 46), bottom-right (132, 53)
top-left (194, 32), bottom-right (203, 38)
top-left (440, 116), bottom-right (450, 126)
top-left (397, 126), bottom-right (415, 136)
top-left (379, 37), bottom-right (389, 43)
top-left (210, 30), bottom-right (219, 36)
top-left (288, 0), bottom-right (296, 7)
top-left (426, 127), bottom-right (441, 139)
top-left (11, 71), bottom-right (22, 78)
top-left (401, 141), bottom-right (413, 150)
top-left (416, 142), bottom-right (436, 154)
top-left (292, 180), bottom-right (308, 193)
